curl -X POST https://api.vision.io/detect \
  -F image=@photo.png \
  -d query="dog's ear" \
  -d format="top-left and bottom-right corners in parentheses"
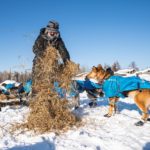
top-left (92, 66), bottom-right (96, 70)
top-left (97, 64), bottom-right (103, 71)
top-left (92, 66), bottom-right (97, 72)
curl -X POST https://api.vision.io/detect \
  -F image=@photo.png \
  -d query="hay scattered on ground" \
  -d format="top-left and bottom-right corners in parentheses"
top-left (21, 46), bottom-right (81, 133)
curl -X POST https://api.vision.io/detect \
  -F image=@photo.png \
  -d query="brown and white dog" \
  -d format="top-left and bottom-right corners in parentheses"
top-left (86, 64), bottom-right (150, 126)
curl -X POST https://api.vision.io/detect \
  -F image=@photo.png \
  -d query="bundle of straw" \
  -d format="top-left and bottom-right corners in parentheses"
top-left (23, 46), bottom-right (80, 133)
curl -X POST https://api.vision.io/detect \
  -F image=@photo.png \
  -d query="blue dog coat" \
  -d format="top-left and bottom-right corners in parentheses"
top-left (69, 79), bottom-right (102, 97)
top-left (18, 79), bottom-right (32, 95)
top-left (0, 86), bottom-right (10, 95)
top-left (5, 83), bottom-right (15, 90)
top-left (54, 82), bottom-right (66, 98)
top-left (103, 76), bottom-right (150, 98)
top-left (23, 79), bottom-right (32, 94)
top-left (18, 79), bottom-right (101, 98)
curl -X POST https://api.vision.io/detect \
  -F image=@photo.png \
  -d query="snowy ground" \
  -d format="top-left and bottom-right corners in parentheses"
top-left (0, 92), bottom-right (150, 150)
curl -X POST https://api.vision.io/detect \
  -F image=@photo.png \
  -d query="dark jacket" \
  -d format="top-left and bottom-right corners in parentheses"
top-left (33, 28), bottom-right (70, 63)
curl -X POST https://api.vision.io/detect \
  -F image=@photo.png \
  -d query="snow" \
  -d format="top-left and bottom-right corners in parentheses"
top-left (115, 69), bottom-right (136, 76)
top-left (1, 72), bottom-right (150, 150)
top-left (0, 80), bottom-right (21, 87)
top-left (139, 74), bottom-right (150, 82)
top-left (137, 68), bottom-right (150, 74)
top-left (72, 72), bottom-right (89, 81)
top-left (0, 92), bottom-right (150, 150)
top-left (0, 85), bottom-right (7, 91)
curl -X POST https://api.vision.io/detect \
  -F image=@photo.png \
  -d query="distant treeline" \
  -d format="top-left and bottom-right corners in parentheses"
top-left (0, 71), bottom-right (32, 83)
top-left (80, 61), bottom-right (139, 72)
top-left (0, 61), bottom-right (139, 83)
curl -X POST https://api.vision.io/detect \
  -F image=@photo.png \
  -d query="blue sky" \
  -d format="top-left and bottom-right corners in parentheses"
top-left (0, 0), bottom-right (150, 71)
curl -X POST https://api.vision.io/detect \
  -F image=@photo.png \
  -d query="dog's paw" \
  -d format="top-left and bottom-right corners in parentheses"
top-left (134, 121), bottom-right (144, 126)
top-left (104, 114), bottom-right (112, 117)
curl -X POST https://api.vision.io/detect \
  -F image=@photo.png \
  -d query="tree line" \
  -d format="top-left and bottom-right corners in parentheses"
top-left (0, 70), bottom-right (32, 83)
top-left (80, 61), bottom-right (139, 73)
top-left (0, 61), bottom-right (139, 83)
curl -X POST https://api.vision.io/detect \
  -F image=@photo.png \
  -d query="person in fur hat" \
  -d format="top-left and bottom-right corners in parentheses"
top-left (32, 20), bottom-right (70, 97)
top-left (33, 20), bottom-right (70, 63)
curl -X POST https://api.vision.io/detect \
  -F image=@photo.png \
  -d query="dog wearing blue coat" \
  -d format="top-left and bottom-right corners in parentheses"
top-left (86, 64), bottom-right (150, 126)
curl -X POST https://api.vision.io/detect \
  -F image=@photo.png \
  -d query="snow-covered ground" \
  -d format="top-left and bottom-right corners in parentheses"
top-left (0, 91), bottom-right (150, 150)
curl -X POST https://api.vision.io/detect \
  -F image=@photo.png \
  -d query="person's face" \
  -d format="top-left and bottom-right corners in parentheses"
top-left (45, 29), bottom-right (59, 40)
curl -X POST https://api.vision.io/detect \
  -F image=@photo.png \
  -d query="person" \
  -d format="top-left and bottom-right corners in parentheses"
top-left (33, 20), bottom-right (70, 64)
top-left (32, 20), bottom-right (71, 96)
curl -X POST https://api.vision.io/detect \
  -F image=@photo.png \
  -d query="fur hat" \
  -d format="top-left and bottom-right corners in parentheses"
top-left (47, 20), bottom-right (59, 30)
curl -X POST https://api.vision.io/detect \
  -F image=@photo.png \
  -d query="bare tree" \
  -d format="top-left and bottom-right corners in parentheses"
top-left (111, 61), bottom-right (121, 72)
top-left (0, 70), bottom-right (32, 83)
top-left (103, 63), bottom-right (110, 70)
top-left (129, 61), bottom-right (139, 71)
top-left (14, 72), bottom-right (19, 82)
top-left (80, 65), bottom-right (90, 73)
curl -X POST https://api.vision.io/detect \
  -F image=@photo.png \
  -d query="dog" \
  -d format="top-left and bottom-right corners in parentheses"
top-left (17, 79), bottom-right (102, 109)
top-left (0, 84), bottom-right (22, 111)
top-left (0, 83), bottom-right (19, 101)
top-left (86, 64), bottom-right (150, 126)
top-left (70, 79), bottom-right (103, 109)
